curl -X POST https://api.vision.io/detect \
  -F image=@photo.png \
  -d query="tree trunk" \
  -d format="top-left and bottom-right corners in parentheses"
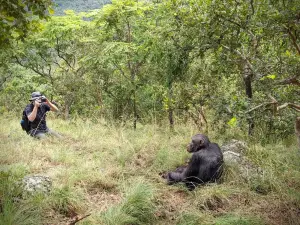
top-left (295, 117), bottom-right (300, 151)
top-left (199, 106), bottom-right (208, 133)
top-left (64, 103), bottom-right (70, 120)
top-left (64, 96), bottom-right (73, 120)
top-left (168, 80), bottom-right (174, 131)
top-left (133, 88), bottom-right (137, 130)
top-left (243, 63), bottom-right (254, 135)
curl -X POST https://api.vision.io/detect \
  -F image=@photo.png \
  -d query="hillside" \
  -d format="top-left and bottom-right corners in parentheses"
top-left (1, 116), bottom-right (300, 224)
top-left (1, 1), bottom-right (300, 224)
top-left (53, 0), bottom-right (111, 15)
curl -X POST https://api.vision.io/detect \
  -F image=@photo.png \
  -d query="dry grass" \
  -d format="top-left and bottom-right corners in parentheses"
top-left (1, 115), bottom-right (300, 224)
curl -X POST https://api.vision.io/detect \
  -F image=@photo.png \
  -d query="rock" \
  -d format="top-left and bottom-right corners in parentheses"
top-left (222, 140), bottom-right (263, 187)
top-left (223, 151), bottom-right (242, 164)
top-left (22, 175), bottom-right (52, 195)
top-left (221, 139), bottom-right (248, 154)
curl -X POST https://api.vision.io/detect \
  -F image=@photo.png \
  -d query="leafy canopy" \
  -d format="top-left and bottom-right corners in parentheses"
top-left (0, 0), bottom-right (53, 48)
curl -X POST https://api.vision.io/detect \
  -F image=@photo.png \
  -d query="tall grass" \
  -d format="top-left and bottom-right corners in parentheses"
top-left (1, 114), bottom-right (300, 224)
top-left (100, 180), bottom-right (156, 225)
top-left (0, 171), bottom-right (43, 225)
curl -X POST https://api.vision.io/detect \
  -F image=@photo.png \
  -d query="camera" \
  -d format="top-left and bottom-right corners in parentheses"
top-left (40, 96), bottom-right (47, 102)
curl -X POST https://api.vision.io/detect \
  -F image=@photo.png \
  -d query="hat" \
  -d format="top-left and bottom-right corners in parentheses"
top-left (29, 91), bottom-right (42, 101)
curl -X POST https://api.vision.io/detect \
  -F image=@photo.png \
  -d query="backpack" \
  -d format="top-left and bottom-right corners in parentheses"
top-left (20, 110), bottom-right (31, 133)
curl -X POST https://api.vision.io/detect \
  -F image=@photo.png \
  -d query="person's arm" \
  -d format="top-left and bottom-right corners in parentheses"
top-left (28, 101), bottom-right (40, 122)
top-left (45, 98), bottom-right (58, 112)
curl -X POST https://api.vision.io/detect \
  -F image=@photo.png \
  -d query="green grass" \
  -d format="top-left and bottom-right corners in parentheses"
top-left (1, 114), bottom-right (300, 224)
top-left (214, 214), bottom-right (264, 225)
top-left (100, 180), bottom-right (155, 225)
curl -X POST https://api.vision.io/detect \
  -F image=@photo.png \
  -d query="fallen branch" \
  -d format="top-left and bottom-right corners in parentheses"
top-left (67, 213), bottom-right (91, 225)
top-left (246, 102), bottom-right (274, 113)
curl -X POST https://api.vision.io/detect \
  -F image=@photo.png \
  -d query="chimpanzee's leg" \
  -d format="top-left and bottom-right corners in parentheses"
top-left (167, 171), bottom-right (184, 185)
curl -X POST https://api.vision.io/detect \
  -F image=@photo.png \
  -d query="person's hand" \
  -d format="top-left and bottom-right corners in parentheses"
top-left (44, 97), bottom-right (49, 104)
top-left (34, 100), bottom-right (41, 107)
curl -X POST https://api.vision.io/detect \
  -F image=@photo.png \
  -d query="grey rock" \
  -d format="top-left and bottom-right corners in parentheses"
top-left (222, 140), bottom-right (263, 182)
top-left (22, 175), bottom-right (52, 195)
top-left (223, 151), bottom-right (242, 164)
top-left (221, 139), bottom-right (248, 154)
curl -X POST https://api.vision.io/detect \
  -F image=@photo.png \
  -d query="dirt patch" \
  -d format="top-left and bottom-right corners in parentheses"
top-left (155, 189), bottom-right (190, 220)
top-left (86, 191), bottom-right (122, 212)
top-left (213, 193), bottom-right (300, 225)
top-left (258, 201), bottom-right (300, 225)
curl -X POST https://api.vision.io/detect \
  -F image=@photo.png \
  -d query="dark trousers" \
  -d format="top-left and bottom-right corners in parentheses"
top-left (30, 129), bottom-right (62, 139)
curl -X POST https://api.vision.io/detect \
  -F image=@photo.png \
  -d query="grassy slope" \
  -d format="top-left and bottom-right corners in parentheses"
top-left (0, 114), bottom-right (300, 225)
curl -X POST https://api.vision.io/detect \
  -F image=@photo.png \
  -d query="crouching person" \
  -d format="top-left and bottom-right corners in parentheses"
top-left (24, 92), bottom-right (62, 139)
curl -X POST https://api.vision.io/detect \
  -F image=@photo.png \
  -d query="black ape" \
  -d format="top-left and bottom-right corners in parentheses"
top-left (166, 134), bottom-right (223, 190)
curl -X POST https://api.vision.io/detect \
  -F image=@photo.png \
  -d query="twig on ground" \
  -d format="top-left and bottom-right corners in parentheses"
top-left (67, 213), bottom-right (91, 225)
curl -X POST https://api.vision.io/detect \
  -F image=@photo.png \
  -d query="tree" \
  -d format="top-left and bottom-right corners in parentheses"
top-left (91, 0), bottom-right (154, 129)
top-left (14, 10), bottom-right (93, 119)
top-left (0, 0), bottom-right (53, 48)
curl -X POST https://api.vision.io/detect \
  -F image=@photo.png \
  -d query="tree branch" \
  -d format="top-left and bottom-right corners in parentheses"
top-left (222, 44), bottom-right (262, 77)
top-left (14, 56), bottom-right (49, 78)
top-left (53, 58), bottom-right (68, 72)
top-left (0, 72), bottom-right (12, 90)
top-left (246, 102), bottom-right (275, 113)
top-left (55, 37), bottom-right (75, 70)
top-left (246, 95), bottom-right (300, 113)
top-left (112, 61), bottom-right (130, 80)
top-left (287, 27), bottom-right (300, 55)
top-left (276, 76), bottom-right (300, 86)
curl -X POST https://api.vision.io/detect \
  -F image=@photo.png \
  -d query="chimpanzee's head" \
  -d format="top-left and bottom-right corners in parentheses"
top-left (187, 134), bottom-right (210, 153)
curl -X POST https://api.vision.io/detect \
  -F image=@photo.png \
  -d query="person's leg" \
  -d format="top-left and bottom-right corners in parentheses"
top-left (34, 132), bottom-right (47, 139)
top-left (47, 129), bottom-right (62, 138)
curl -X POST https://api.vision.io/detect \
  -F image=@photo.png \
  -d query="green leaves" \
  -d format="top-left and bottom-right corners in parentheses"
top-left (260, 74), bottom-right (276, 81)
top-left (227, 117), bottom-right (237, 128)
top-left (0, 0), bottom-right (53, 48)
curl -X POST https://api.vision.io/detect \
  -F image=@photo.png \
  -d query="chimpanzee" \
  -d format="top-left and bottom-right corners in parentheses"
top-left (164, 134), bottom-right (223, 190)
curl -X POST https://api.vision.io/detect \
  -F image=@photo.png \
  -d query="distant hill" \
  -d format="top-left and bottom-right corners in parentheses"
top-left (53, 0), bottom-right (111, 15)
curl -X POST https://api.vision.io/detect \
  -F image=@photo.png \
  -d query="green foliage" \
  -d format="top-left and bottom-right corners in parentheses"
top-left (0, 0), bottom-right (53, 48)
top-left (1, 0), bottom-right (300, 136)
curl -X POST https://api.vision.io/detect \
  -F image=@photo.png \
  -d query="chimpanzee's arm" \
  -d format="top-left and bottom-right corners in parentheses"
top-left (167, 153), bottom-right (201, 185)
top-left (183, 153), bottom-right (201, 179)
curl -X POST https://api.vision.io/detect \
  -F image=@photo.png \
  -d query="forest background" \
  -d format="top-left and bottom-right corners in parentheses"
top-left (1, 0), bottom-right (300, 224)
top-left (1, 0), bottom-right (300, 136)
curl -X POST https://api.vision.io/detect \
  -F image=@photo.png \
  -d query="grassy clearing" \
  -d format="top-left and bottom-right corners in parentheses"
top-left (1, 114), bottom-right (300, 225)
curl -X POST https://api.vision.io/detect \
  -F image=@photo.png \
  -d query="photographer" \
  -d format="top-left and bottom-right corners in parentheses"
top-left (24, 92), bottom-right (61, 139)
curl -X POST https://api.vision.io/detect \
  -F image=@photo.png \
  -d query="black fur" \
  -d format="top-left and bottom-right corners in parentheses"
top-left (166, 134), bottom-right (223, 190)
